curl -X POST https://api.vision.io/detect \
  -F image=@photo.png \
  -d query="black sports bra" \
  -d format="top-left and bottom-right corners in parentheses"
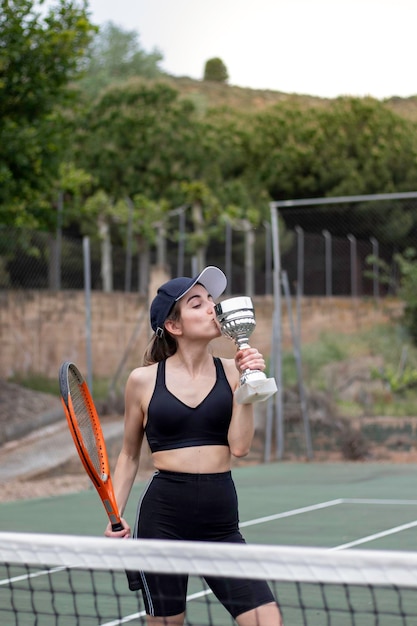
top-left (145, 357), bottom-right (233, 453)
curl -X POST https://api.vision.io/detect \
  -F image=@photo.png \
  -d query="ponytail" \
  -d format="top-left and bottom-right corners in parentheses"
top-left (143, 332), bottom-right (177, 365)
top-left (142, 301), bottom-right (181, 365)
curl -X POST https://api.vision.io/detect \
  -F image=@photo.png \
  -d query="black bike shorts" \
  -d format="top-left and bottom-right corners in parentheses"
top-left (131, 469), bottom-right (276, 619)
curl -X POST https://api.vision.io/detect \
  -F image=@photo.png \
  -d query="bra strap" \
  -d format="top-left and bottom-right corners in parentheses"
top-left (155, 359), bottom-right (166, 387)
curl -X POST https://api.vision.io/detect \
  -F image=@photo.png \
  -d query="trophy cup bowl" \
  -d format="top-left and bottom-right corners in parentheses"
top-left (215, 296), bottom-right (277, 404)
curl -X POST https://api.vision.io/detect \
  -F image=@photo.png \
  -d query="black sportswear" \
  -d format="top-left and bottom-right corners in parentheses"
top-left (145, 357), bottom-right (232, 453)
top-left (133, 470), bottom-right (276, 618)
top-left (129, 355), bottom-right (277, 619)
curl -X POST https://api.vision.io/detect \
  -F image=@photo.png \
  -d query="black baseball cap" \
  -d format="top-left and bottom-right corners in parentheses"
top-left (150, 266), bottom-right (227, 336)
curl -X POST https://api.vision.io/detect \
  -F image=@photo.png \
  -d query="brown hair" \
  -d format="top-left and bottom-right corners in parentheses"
top-left (142, 301), bottom-right (181, 366)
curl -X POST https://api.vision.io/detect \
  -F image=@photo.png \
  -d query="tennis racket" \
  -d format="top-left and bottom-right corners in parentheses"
top-left (59, 361), bottom-right (123, 532)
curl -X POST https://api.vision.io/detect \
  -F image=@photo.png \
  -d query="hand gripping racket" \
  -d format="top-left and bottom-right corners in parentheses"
top-left (59, 361), bottom-right (123, 532)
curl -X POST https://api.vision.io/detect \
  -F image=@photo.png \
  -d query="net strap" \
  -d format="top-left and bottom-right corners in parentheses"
top-left (2, 531), bottom-right (417, 587)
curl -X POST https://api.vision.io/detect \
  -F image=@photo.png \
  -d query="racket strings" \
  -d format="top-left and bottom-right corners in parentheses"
top-left (68, 376), bottom-right (107, 479)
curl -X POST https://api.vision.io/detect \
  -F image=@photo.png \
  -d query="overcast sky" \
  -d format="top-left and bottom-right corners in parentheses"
top-left (67, 0), bottom-right (417, 99)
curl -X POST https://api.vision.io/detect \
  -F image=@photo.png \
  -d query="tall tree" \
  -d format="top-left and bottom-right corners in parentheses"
top-left (313, 97), bottom-right (417, 198)
top-left (76, 81), bottom-right (203, 202)
top-left (78, 21), bottom-right (164, 96)
top-left (180, 181), bottom-right (221, 271)
top-left (0, 0), bottom-right (96, 228)
top-left (245, 101), bottom-right (319, 200)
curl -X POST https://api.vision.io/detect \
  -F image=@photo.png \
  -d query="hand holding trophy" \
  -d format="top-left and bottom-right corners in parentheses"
top-left (215, 296), bottom-right (278, 404)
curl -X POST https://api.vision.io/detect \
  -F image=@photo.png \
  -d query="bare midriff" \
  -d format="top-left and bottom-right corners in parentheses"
top-left (152, 445), bottom-right (231, 474)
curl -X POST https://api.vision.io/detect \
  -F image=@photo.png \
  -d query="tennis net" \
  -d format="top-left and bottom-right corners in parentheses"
top-left (1, 530), bottom-right (417, 625)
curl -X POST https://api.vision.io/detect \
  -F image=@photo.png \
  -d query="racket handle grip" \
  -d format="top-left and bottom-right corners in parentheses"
top-left (111, 521), bottom-right (124, 532)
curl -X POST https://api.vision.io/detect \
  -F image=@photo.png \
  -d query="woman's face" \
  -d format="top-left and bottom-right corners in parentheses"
top-left (175, 284), bottom-right (221, 340)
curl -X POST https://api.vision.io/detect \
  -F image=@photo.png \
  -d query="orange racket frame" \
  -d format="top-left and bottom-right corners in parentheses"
top-left (59, 361), bottom-right (123, 531)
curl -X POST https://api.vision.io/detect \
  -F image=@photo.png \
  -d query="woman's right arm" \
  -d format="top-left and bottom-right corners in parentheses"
top-left (104, 368), bottom-right (147, 537)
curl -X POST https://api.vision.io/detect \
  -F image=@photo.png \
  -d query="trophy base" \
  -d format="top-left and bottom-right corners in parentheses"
top-left (234, 377), bottom-right (278, 404)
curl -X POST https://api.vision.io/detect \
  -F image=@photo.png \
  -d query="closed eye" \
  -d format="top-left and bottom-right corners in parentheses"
top-left (186, 293), bottom-right (213, 308)
top-left (187, 294), bottom-right (203, 307)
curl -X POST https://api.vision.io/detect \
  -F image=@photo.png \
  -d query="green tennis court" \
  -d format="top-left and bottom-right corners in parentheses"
top-left (2, 462), bottom-right (417, 550)
top-left (2, 462), bottom-right (417, 625)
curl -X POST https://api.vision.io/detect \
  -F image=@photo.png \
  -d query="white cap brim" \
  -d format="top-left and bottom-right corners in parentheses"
top-left (175, 266), bottom-right (227, 302)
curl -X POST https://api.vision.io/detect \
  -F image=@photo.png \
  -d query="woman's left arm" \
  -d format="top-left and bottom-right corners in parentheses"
top-left (223, 348), bottom-right (266, 457)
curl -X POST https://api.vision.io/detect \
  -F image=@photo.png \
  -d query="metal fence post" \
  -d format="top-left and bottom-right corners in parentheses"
top-left (295, 226), bottom-right (304, 341)
top-left (322, 229), bottom-right (332, 297)
top-left (225, 220), bottom-right (232, 295)
top-left (177, 208), bottom-right (186, 277)
top-left (295, 226), bottom-right (304, 297)
top-left (124, 197), bottom-right (133, 293)
top-left (264, 221), bottom-right (272, 295)
top-left (370, 236), bottom-right (380, 301)
top-left (83, 236), bottom-right (93, 393)
top-left (270, 204), bottom-right (284, 460)
top-left (348, 234), bottom-right (357, 298)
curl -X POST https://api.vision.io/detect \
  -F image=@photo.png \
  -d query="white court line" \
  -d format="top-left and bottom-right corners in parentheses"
top-left (329, 519), bottom-right (417, 551)
top-left (342, 498), bottom-right (417, 505)
top-left (100, 589), bottom-right (210, 626)
top-left (240, 497), bottom-right (417, 528)
top-left (0, 566), bottom-right (65, 586)
top-left (239, 499), bottom-right (343, 527)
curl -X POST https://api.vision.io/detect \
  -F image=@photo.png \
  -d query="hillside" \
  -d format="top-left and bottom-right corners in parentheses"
top-left (159, 74), bottom-right (417, 121)
top-left (384, 95), bottom-right (417, 122)
top-left (163, 75), bottom-right (330, 113)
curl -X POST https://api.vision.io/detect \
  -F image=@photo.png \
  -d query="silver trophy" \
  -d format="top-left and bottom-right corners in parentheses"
top-left (215, 296), bottom-right (277, 404)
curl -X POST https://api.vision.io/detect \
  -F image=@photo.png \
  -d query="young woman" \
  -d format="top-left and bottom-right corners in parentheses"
top-left (105, 266), bottom-right (283, 626)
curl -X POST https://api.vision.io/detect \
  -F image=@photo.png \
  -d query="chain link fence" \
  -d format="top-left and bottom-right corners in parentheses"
top-left (0, 226), bottom-right (270, 295)
top-left (3, 192), bottom-right (415, 297)
top-left (274, 191), bottom-right (417, 297)
top-left (0, 228), bottom-right (389, 296)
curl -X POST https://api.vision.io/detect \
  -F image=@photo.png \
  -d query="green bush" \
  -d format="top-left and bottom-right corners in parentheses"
top-left (203, 57), bottom-right (229, 82)
top-left (395, 248), bottom-right (417, 344)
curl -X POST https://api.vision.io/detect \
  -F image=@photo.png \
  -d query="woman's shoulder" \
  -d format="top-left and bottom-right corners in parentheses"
top-left (127, 362), bottom-right (158, 388)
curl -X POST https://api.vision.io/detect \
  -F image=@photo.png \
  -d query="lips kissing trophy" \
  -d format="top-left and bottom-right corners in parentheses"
top-left (215, 296), bottom-right (277, 404)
